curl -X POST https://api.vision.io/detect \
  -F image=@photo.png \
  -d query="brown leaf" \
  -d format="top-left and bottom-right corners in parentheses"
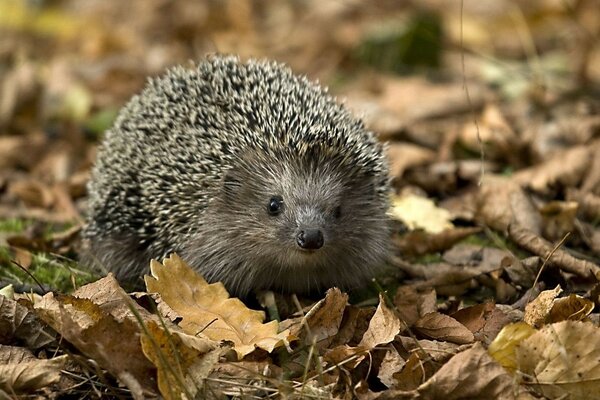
top-left (413, 312), bottom-right (474, 344)
top-left (282, 287), bottom-right (348, 349)
top-left (387, 142), bottom-right (436, 179)
top-left (513, 144), bottom-right (593, 193)
top-left (476, 177), bottom-right (542, 233)
top-left (415, 343), bottom-right (524, 400)
top-left (140, 321), bottom-right (221, 400)
top-left (524, 285), bottom-right (562, 328)
top-left (359, 294), bottom-right (402, 349)
top-left (451, 302), bottom-right (511, 344)
top-left (0, 354), bottom-right (67, 394)
top-left (539, 200), bottom-right (578, 242)
top-left (548, 293), bottom-right (594, 323)
top-left (393, 286), bottom-right (437, 327)
top-left (516, 321), bottom-right (600, 399)
top-left (0, 295), bottom-right (55, 349)
top-left (33, 277), bottom-right (158, 395)
top-left (145, 254), bottom-right (291, 359)
top-left (394, 227), bottom-right (482, 257)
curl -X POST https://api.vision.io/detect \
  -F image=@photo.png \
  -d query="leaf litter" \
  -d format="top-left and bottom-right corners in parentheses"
top-left (0, 0), bottom-right (600, 398)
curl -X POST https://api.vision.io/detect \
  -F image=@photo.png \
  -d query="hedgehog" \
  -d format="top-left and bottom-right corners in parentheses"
top-left (83, 55), bottom-right (390, 296)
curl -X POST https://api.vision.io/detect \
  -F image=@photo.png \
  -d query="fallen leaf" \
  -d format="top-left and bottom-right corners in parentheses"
top-left (282, 287), bottom-right (348, 349)
top-left (389, 193), bottom-right (453, 233)
top-left (415, 343), bottom-right (525, 400)
top-left (524, 285), bottom-right (562, 328)
top-left (393, 286), bottom-right (437, 327)
top-left (548, 293), bottom-right (594, 323)
top-left (0, 354), bottom-right (67, 394)
top-left (516, 321), bottom-right (600, 399)
top-left (145, 254), bottom-right (291, 359)
top-left (34, 277), bottom-right (158, 394)
top-left (0, 295), bottom-right (55, 349)
top-left (140, 321), bottom-right (221, 400)
top-left (488, 322), bottom-right (536, 372)
top-left (359, 294), bottom-right (402, 349)
top-left (413, 312), bottom-right (474, 344)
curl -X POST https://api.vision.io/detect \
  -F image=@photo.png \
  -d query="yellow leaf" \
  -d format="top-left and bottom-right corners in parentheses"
top-left (145, 254), bottom-right (291, 359)
top-left (488, 322), bottom-right (536, 372)
top-left (389, 193), bottom-right (453, 233)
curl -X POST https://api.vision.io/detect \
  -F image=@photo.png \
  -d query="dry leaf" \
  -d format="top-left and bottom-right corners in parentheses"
top-left (282, 287), bottom-right (348, 348)
top-left (0, 295), bottom-right (55, 349)
top-left (488, 322), bottom-right (536, 372)
top-left (394, 227), bottom-right (481, 257)
top-left (548, 294), bottom-right (594, 323)
top-left (33, 276), bottom-right (158, 395)
top-left (145, 254), bottom-right (291, 359)
top-left (389, 193), bottom-right (453, 233)
top-left (0, 354), bottom-right (67, 394)
top-left (516, 321), bottom-right (600, 399)
top-left (523, 285), bottom-right (562, 328)
top-left (359, 294), bottom-right (402, 349)
top-left (513, 144), bottom-right (593, 193)
top-left (451, 302), bottom-right (511, 345)
top-left (413, 312), bottom-right (474, 344)
top-left (393, 286), bottom-right (437, 327)
top-left (415, 343), bottom-right (525, 400)
top-left (140, 321), bottom-right (221, 400)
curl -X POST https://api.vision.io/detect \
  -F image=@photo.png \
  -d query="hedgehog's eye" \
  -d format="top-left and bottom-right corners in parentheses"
top-left (267, 196), bottom-right (284, 216)
top-left (334, 205), bottom-right (342, 219)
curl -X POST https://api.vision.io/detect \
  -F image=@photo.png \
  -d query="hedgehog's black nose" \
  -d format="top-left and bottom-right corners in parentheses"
top-left (297, 229), bottom-right (324, 250)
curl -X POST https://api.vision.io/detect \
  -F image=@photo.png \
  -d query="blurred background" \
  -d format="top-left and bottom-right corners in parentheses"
top-left (0, 0), bottom-right (599, 288)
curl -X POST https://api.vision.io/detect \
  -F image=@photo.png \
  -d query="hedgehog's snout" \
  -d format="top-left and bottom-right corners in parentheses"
top-left (296, 228), bottom-right (324, 250)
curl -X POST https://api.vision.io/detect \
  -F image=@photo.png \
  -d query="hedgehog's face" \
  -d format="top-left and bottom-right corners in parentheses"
top-left (199, 146), bottom-right (390, 293)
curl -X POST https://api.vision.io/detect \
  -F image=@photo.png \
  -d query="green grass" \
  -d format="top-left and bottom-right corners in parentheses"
top-left (0, 218), bottom-right (98, 293)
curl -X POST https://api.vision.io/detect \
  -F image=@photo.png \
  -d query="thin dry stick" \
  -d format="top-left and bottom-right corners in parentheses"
top-left (526, 231), bottom-right (571, 304)
top-left (460, 0), bottom-right (485, 186)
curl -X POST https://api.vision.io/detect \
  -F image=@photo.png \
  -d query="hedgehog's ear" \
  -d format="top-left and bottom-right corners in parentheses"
top-left (222, 169), bottom-right (242, 198)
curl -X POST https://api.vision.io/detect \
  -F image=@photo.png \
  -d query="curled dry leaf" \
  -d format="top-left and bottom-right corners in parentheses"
top-left (0, 354), bottom-right (68, 394)
top-left (488, 322), bottom-right (536, 372)
top-left (140, 321), bottom-right (221, 400)
top-left (359, 294), bottom-right (402, 349)
top-left (548, 294), bottom-right (594, 323)
top-left (516, 321), bottom-right (600, 400)
top-left (539, 201), bottom-right (578, 241)
top-left (524, 285), bottom-right (562, 328)
top-left (282, 287), bottom-right (348, 349)
top-left (324, 294), bottom-right (401, 369)
top-left (476, 177), bottom-right (541, 233)
top-left (413, 312), bottom-right (474, 344)
top-left (0, 294), bottom-right (55, 349)
top-left (145, 254), bottom-right (291, 359)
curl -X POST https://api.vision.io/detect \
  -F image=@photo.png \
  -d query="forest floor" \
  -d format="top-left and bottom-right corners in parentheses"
top-left (1, 1), bottom-right (600, 399)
